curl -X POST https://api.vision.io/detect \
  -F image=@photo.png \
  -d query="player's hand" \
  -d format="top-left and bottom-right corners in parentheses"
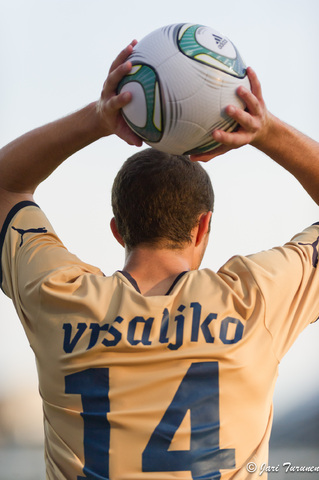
top-left (96, 41), bottom-right (143, 147)
top-left (190, 67), bottom-right (271, 162)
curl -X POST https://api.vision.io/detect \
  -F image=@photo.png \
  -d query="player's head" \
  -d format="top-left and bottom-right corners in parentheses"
top-left (111, 148), bottom-right (214, 251)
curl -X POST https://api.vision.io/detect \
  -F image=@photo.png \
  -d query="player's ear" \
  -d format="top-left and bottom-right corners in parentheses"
top-left (195, 211), bottom-right (212, 246)
top-left (110, 217), bottom-right (125, 247)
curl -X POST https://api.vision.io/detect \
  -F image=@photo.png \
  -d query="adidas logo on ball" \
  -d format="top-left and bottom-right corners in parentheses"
top-left (212, 34), bottom-right (228, 50)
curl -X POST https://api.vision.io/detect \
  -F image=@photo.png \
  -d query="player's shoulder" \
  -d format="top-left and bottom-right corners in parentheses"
top-left (219, 222), bottom-right (319, 294)
top-left (290, 221), bottom-right (319, 243)
top-left (174, 267), bottom-right (250, 296)
top-left (0, 199), bottom-right (40, 237)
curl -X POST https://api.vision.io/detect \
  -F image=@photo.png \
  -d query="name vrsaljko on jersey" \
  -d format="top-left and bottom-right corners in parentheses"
top-left (62, 302), bottom-right (244, 354)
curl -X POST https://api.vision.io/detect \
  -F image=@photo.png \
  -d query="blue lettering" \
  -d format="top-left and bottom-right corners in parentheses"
top-left (63, 323), bottom-right (87, 353)
top-left (128, 316), bottom-right (154, 346)
top-left (102, 316), bottom-right (123, 347)
top-left (168, 305), bottom-right (185, 351)
top-left (220, 317), bottom-right (244, 344)
top-left (88, 323), bottom-right (109, 350)
top-left (190, 302), bottom-right (216, 343)
top-left (159, 308), bottom-right (169, 344)
top-left (62, 307), bottom-right (245, 353)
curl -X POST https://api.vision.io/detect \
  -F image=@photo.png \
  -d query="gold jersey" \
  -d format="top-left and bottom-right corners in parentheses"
top-left (1, 202), bottom-right (319, 480)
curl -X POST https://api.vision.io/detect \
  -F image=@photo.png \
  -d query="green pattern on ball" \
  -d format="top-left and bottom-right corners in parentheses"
top-left (178, 24), bottom-right (246, 78)
top-left (118, 64), bottom-right (163, 143)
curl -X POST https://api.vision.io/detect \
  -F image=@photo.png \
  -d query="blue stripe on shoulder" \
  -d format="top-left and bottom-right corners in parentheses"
top-left (0, 201), bottom-right (39, 291)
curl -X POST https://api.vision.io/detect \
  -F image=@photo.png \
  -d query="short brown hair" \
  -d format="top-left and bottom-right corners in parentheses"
top-left (111, 148), bottom-right (214, 249)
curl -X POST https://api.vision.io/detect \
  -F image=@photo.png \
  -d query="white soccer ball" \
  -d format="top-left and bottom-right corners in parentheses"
top-left (118, 23), bottom-right (250, 155)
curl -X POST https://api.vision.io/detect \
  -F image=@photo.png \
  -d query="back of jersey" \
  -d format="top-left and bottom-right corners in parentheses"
top-left (39, 268), bottom-right (276, 480)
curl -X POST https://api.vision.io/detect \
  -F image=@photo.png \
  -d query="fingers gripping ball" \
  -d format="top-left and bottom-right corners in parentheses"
top-left (117, 23), bottom-right (250, 155)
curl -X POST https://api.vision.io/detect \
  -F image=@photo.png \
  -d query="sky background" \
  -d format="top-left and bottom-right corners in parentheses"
top-left (0, 0), bottom-right (318, 427)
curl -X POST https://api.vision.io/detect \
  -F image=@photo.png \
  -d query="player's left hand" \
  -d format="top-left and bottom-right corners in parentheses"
top-left (190, 67), bottom-right (271, 162)
top-left (96, 41), bottom-right (143, 147)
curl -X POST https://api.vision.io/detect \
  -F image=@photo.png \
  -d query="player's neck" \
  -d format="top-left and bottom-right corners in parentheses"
top-left (122, 245), bottom-right (193, 296)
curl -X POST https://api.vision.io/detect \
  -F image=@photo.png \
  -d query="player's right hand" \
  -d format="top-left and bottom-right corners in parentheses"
top-left (190, 68), bottom-right (272, 162)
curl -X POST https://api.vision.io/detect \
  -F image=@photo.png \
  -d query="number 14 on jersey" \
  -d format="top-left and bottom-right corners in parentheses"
top-left (65, 362), bottom-right (236, 479)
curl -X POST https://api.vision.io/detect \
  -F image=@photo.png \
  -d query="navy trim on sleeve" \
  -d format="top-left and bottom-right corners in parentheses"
top-left (0, 201), bottom-right (39, 291)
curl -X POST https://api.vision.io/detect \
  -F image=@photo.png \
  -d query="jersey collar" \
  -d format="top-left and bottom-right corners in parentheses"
top-left (118, 270), bottom-right (187, 296)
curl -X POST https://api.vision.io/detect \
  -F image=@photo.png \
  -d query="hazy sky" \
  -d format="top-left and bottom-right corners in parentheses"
top-left (1, 0), bottom-right (319, 419)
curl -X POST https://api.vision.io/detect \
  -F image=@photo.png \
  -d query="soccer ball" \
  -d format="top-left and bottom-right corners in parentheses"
top-left (117, 23), bottom-right (250, 155)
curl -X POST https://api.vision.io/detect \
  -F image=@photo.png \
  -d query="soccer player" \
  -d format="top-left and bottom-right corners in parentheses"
top-left (0, 42), bottom-right (318, 479)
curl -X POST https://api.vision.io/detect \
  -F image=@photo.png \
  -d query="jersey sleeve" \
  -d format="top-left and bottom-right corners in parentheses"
top-left (0, 201), bottom-right (103, 326)
top-left (222, 223), bottom-right (319, 361)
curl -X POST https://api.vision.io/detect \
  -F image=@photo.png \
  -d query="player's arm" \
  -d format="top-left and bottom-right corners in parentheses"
top-left (0, 41), bottom-right (142, 230)
top-left (191, 67), bottom-right (319, 206)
